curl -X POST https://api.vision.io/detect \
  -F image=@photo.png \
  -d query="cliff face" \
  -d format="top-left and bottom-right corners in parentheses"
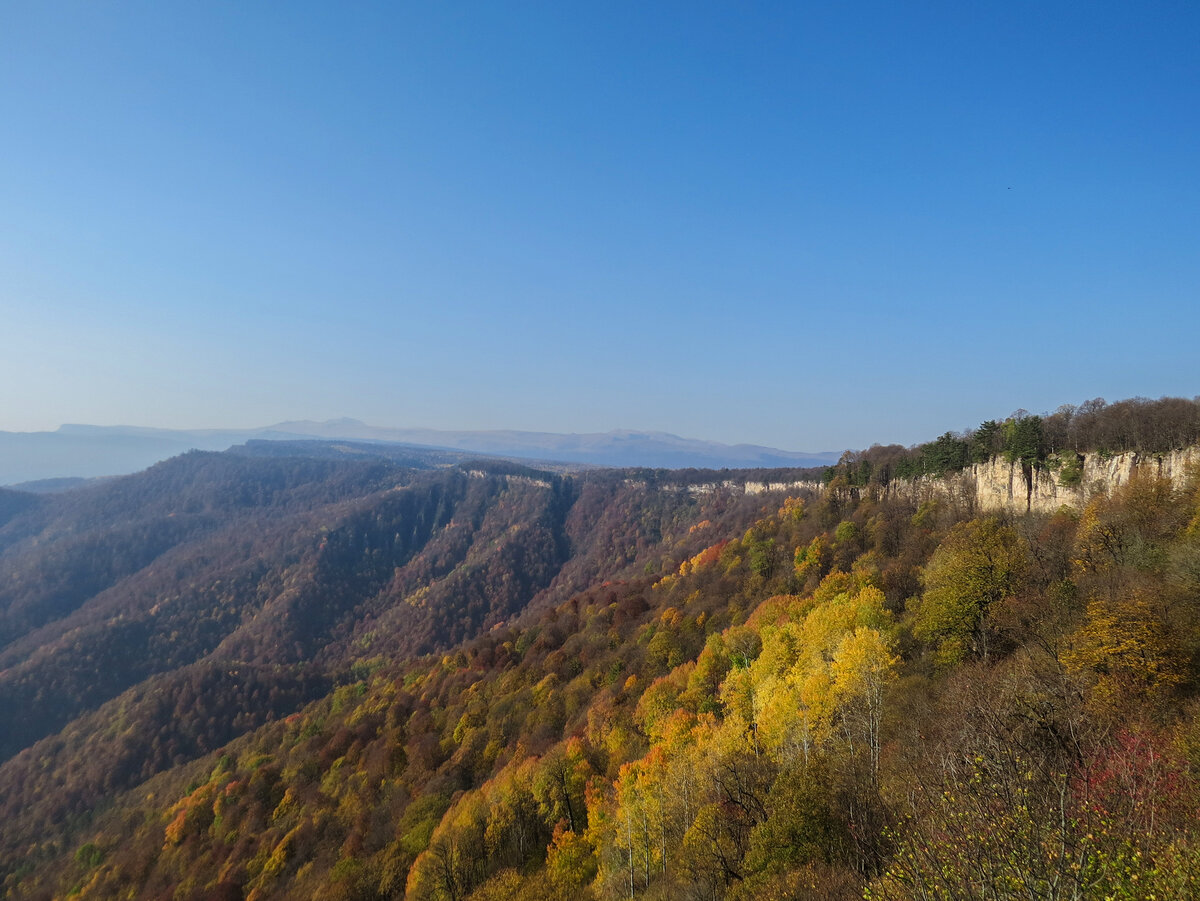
top-left (883, 446), bottom-right (1200, 515)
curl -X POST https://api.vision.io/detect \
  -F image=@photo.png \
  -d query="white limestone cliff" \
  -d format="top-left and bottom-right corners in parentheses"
top-left (881, 447), bottom-right (1200, 514)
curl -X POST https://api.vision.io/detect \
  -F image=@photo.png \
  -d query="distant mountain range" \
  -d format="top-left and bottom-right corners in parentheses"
top-left (0, 420), bottom-right (840, 486)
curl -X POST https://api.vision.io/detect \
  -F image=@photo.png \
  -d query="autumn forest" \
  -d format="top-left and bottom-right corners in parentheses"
top-left (3, 396), bottom-right (1200, 900)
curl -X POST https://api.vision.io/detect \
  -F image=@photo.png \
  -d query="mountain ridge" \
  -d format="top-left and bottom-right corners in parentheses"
top-left (3, 395), bottom-right (1199, 899)
top-left (0, 421), bottom-right (839, 485)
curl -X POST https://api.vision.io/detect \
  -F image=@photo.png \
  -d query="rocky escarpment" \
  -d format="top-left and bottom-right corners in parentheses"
top-left (883, 446), bottom-right (1200, 514)
top-left (659, 448), bottom-right (1199, 517)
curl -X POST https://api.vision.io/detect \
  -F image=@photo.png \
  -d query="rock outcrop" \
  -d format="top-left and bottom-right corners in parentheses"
top-left (882, 447), bottom-right (1200, 515)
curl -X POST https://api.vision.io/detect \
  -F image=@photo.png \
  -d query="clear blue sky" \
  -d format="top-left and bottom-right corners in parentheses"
top-left (2, 2), bottom-right (1197, 452)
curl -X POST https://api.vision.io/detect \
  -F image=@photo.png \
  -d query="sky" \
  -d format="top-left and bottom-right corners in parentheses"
top-left (1, 2), bottom-right (1197, 453)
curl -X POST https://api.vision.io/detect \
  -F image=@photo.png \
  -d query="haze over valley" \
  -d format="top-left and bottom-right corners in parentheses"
top-left (0, 421), bottom-right (840, 487)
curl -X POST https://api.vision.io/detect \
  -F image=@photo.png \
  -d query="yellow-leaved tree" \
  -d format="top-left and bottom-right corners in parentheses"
top-left (828, 626), bottom-right (899, 782)
top-left (1063, 590), bottom-right (1186, 720)
top-left (913, 517), bottom-right (1028, 666)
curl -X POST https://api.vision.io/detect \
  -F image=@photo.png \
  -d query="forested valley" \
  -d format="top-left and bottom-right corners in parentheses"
top-left (3, 396), bottom-right (1200, 900)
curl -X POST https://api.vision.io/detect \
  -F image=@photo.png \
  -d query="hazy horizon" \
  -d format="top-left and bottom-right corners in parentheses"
top-left (8, 418), bottom-right (842, 452)
top-left (0, 417), bottom-right (848, 487)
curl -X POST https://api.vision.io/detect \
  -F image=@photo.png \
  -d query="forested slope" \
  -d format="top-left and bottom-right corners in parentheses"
top-left (0, 449), bottom-right (794, 895)
top-left (3, 397), bottom-right (1200, 900)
